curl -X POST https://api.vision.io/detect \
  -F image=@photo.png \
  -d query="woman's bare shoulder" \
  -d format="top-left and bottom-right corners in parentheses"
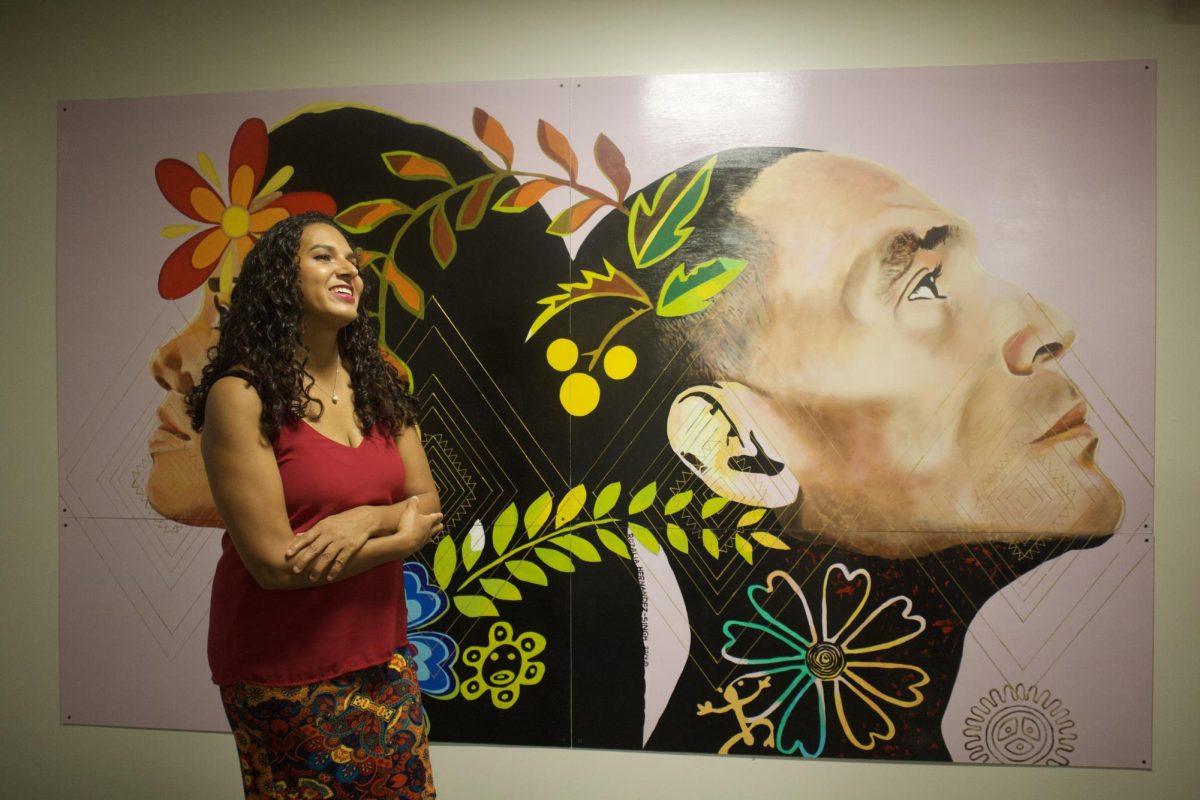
top-left (206, 372), bottom-right (263, 426)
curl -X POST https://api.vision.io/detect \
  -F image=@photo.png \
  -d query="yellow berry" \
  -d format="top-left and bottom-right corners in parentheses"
top-left (546, 338), bottom-right (579, 372)
top-left (559, 372), bottom-right (600, 417)
top-left (603, 345), bottom-right (637, 380)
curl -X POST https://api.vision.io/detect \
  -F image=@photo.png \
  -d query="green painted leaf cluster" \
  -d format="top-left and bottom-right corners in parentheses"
top-left (626, 156), bottom-right (716, 269)
top-left (656, 257), bottom-right (746, 318)
top-left (437, 482), bottom-right (787, 619)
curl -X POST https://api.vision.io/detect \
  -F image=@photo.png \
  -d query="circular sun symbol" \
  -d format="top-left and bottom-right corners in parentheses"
top-left (962, 683), bottom-right (1076, 765)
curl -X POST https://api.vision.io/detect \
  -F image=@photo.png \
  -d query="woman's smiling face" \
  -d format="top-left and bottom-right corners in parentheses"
top-left (295, 223), bottom-right (362, 333)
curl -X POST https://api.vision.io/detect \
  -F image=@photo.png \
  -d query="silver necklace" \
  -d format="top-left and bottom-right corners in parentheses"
top-left (311, 361), bottom-right (340, 404)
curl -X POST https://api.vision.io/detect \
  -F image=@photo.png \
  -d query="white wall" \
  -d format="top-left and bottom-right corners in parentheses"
top-left (2, 1), bottom-right (1197, 796)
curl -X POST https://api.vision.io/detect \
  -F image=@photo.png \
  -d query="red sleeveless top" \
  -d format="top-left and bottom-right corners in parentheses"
top-left (208, 420), bottom-right (409, 686)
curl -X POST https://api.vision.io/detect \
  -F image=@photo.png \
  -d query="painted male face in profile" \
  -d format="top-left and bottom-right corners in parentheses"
top-left (668, 153), bottom-right (1123, 557)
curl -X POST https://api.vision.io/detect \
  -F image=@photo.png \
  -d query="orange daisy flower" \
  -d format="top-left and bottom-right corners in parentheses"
top-left (154, 118), bottom-right (335, 299)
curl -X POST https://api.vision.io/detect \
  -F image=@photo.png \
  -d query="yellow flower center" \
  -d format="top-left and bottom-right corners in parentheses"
top-left (221, 205), bottom-right (251, 239)
top-left (806, 642), bottom-right (846, 680)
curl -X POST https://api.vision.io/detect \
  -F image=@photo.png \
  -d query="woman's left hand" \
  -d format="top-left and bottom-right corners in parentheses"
top-left (285, 507), bottom-right (379, 582)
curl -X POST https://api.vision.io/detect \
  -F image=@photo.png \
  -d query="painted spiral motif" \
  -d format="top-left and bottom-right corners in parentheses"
top-left (805, 642), bottom-right (846, 680)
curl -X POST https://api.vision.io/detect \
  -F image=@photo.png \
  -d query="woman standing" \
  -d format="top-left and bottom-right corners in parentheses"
top-left (188, 211), bottom-right (442, 798)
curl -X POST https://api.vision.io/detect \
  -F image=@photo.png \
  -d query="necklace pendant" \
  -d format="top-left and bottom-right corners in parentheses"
top-left (331, 393), bottom-right (339, 404)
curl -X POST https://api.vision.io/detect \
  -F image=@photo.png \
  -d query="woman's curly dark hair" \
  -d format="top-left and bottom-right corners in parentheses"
top-left (185, 211), bottom-right (418, 440)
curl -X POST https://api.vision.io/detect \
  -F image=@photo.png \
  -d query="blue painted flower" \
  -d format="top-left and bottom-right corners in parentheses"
top-left (720, 565), bottom-right (929, 758)
top-left (403, 561), bottom-right (459, 699)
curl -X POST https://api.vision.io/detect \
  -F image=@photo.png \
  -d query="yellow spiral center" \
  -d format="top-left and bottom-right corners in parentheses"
top-left (806, 642), bottom-right (846, 680)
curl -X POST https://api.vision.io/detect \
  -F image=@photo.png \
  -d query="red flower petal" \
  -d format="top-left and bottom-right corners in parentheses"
top-left (155, 159), bottom-right (215, 222)
top-left (227, 118), bottom-right (269, 200)
top-left (269, 191), bottom-right (337, 216)
top-left (158, 226), bottom-right (220, 299)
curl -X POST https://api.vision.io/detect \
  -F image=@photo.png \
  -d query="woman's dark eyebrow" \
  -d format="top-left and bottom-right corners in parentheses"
top-left (309, 243), bottom-right (359, 263)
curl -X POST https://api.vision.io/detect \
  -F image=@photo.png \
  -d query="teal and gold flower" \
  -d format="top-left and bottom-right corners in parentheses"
top-left (460, 622), bottom-right (546, 710)
top-left (720, 564), bottom-right (929, 757)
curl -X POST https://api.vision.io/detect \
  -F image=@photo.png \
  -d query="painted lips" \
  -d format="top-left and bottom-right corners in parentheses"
top-left (1031, 401), bottom-right (1094, 445)
top-left (150, 395), bottom-right (193, 454)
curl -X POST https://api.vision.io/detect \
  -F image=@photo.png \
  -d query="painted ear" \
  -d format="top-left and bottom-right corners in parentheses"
top-left (666, 382), bottom-right (800, 509)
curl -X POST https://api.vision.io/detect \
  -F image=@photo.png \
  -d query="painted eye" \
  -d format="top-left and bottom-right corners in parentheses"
top-left (907, 266), bottom-right (946, 301)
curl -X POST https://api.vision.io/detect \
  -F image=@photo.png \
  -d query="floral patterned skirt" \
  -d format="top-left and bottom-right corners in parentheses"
top-left (220, 651), bottom-right (436, 799)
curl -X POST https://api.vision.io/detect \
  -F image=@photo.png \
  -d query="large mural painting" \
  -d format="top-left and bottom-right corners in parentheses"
top-left (58, 62), bottom-right (1155, 767)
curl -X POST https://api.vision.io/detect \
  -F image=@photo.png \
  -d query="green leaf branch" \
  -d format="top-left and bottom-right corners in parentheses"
top-left (432, 481), bottom-right (789, 618)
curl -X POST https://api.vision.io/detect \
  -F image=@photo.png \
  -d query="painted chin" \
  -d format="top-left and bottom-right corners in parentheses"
top-left (145, 448), bottom-right (221, 526)
top-left (149, 429), bottom-right (193, 455)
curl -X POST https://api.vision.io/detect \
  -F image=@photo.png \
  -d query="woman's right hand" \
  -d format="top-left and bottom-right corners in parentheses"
top-left (395, 496), bottom-right (444, 556)
top-left (285, 506), bottom-right (377, 582)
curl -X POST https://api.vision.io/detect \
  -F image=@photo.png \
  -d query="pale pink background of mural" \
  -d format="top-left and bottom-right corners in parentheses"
top-left (57, 62), bottom-right (1153, 765)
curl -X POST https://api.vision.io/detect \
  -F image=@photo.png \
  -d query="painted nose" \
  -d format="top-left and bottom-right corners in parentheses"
top-left (1001, 293), bottom-right (1077, 376)
top-left (149, 335), bottom-right (194, 393)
